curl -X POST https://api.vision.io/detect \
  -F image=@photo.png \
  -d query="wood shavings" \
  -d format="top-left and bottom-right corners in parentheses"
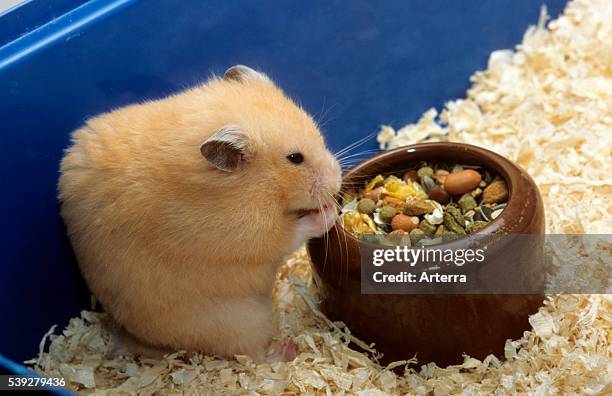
top-left (30, 0), bottom-right (611, 394)
top-left (378, 0), bottom-right (612, 235)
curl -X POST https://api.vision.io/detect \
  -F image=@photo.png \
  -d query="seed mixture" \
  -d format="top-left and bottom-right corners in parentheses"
top-left (28, 1), bottom-right (611, 394)
top-left (340, 163), bottom-right (508, 245)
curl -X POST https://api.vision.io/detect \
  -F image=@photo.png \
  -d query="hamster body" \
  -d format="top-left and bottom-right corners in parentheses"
top-left (59, 66), bottom-right (341, 361)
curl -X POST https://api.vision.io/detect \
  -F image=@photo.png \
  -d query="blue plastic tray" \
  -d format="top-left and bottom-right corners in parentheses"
top-left (0, 0), bottom-right (567, 390)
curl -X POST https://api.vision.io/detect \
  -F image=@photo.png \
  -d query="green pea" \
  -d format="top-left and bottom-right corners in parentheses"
top-left (467, 220), bottom-right (489, 234)
top-left (417, 166), bottom-right (434, 180)
top-left (357, 198), bottom-right (376, 215)
top-left (458, 193), bottom-right (477, 213)
top-left (418, 219), bottom-right (437, 235)
top-left (379, 206), bottom-right (397, 223)
top-left (409, 228), bottom-right (426, 244)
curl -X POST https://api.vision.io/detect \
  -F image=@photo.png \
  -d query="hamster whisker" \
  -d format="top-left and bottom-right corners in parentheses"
top-left (317, 195), bottom-right (330, 270)
top-left (325, 191), bottom-right (342, 210)
top-left (318, 115), bottom-right (337, 130)
top-left (335, 131), bottom-right (376, 156)
top-left (322, 191), bottom-right (340, 213)
top-left (341, 212), bottom-right (350, 281)
top-left (334, 131), bottom-right (377, 158)
top-left (313, 99), bottom-right (338, 129)
top-left (338, 160), bottom-right (373, 169)
top-left (337, 157), bottom-right (379, 167)
top-left (324, 191), bottom-right (349, 280)
top-left (337, 151), bottom-right (381, 171)
top-left (332, 211), bottom-right (345, 280)
top-left (338, 157), bottom-right (370, 165)
top-left (337, 154), bottom-right (380, 165)
top-left (339, 162), bottom-right (375, 172)
top-left (336, 148), bottom-right (381, 162)
top-left (312, 96), bottom-right (328, 125)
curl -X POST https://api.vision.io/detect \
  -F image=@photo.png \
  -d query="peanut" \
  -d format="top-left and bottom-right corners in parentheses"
top-left (444, 169), bottom-right (482, 195)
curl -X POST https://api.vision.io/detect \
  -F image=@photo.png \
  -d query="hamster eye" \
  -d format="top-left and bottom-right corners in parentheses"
top-left (286, 152), bottom-right (304, 165)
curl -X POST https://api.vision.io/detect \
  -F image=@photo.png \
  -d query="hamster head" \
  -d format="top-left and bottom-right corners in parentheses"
top-left (184, 65), bottom-right (342, 254)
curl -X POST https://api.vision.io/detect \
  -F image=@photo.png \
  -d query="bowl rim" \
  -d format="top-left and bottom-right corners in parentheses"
top-left (331, 141), bottom-right (532, 250)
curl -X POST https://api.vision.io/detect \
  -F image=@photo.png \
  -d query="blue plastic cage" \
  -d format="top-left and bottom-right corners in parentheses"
top-left (0, 0), bottom-right (567, 392)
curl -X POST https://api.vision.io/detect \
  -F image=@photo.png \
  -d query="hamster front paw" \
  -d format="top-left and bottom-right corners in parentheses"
top-left (290, 204), bottom-right (338, 251)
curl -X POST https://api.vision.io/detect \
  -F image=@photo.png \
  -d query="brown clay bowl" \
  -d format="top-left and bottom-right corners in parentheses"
top-left (307, 142), bottom-right (545, 367)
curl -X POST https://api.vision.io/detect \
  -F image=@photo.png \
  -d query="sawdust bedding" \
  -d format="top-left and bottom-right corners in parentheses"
top-left (28, 0), bottom-right (611, 394)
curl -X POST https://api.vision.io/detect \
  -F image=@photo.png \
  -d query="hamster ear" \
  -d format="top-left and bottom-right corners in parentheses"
top-left (200, 125), bottom-right (248, 172)
top-left (223, 65), bottom-right (270, 83)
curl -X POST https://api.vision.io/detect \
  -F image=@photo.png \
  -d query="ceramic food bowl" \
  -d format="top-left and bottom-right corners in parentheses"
top-left (307, 142), bottom-right (545, 366)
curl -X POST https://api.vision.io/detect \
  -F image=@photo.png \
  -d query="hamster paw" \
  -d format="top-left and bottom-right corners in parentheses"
top-left (266, 340), bottom-right (299, 363)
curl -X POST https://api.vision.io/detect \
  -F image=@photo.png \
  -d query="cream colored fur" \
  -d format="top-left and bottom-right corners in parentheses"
top-left (59, 68), bottom-right (340, 361)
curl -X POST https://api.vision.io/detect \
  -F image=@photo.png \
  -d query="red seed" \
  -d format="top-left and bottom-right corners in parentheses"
top-left (402, 170), bottom-right (419, 183)
top-left (428, 187), bottom-right (450, 204)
